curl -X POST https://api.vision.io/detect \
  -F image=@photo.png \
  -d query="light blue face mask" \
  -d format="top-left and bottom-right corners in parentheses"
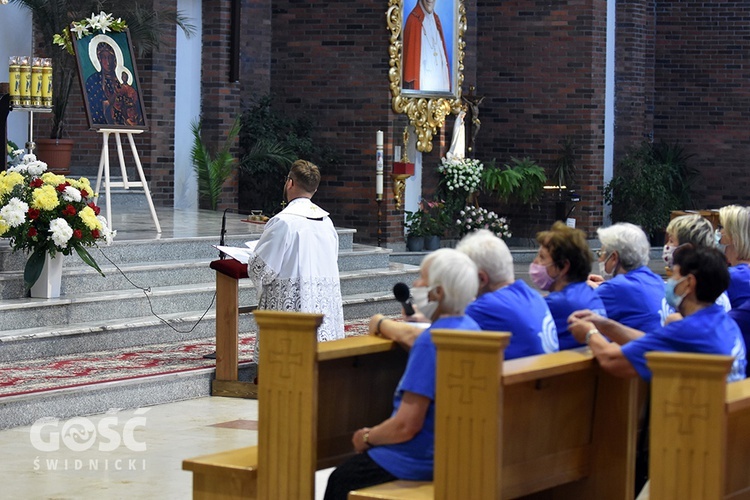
top-left (715, 229), bottom-right (726, 252)
top-left (664, 276), bottom-right (688, 309)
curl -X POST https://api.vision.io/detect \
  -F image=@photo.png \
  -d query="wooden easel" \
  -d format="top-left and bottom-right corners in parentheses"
top-left (94, 128), bottom-right (161, 233)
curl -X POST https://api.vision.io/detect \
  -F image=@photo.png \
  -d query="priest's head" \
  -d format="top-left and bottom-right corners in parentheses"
top-left (285, 160), bottom-right (320, 202)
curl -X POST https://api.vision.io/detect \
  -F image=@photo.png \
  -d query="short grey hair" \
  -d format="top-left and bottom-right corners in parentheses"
top-left (456, 229), bottom-right (514, 285)
top-left (426, 248), bottom-right (478, 315)
top-left (666, 214), bottom-right (714, 248)
top-left (720, 205), bottom-right (750, 261)
top-left (596, 223), bottom-right (650, 270)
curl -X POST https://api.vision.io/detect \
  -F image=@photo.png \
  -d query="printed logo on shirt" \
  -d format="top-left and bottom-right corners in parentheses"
top-left (538, 312), bottom-right (559, 353)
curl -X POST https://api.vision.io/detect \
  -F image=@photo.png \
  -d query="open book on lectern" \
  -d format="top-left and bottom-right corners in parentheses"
top-left (212, 240), bottom-right (258, 264)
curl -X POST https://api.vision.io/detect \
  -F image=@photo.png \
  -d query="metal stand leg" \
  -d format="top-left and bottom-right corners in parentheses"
top-left (94, 129), bottom-right (161, 233)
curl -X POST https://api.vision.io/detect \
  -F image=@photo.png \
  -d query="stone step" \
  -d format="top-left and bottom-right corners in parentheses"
top-left (0, 264), bottom-right (417, 332)
top-left (0, 291), bottom-right (401, 364)
top-left (0, 244), bottom-right (393, 300)
top-left (0, 228), bottom-right (357, 271)
top-left (0, 365), bottom-right (232, 430)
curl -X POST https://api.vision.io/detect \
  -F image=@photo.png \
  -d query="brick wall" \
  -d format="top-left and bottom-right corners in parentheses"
top-left (652, 1), bottom-right (750, 208)
top-left (613, 0), bottom-right (655, 160)
top-left (268, 0), bottom-right (400, 243)
top-left (28, 0), bottom-right (748, 242)
top-left (473, 0), bottom-right (608, 238)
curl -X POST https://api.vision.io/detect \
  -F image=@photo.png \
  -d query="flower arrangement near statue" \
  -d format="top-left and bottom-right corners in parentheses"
top-left (0, 151), bottom-right (115, 296)
top-left (456, 206), bottom-right (512, 240)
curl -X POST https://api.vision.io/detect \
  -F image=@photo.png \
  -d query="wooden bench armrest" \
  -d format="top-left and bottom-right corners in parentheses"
top-left (182, 445), bottom-right (258, 475)
top-left (502, 348), bottom-right (594, 385)
top-left (727, 377), bottom-right (750, 413)
top-left (317, 335), bottom-right (398, 361)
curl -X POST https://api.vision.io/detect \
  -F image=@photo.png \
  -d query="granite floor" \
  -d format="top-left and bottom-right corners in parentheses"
top-left (0, 395), bottom-right (334, 499)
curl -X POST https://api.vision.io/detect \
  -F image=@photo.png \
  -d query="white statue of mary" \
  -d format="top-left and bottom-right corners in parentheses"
top-left (446, 110), bottom-right (466, 160)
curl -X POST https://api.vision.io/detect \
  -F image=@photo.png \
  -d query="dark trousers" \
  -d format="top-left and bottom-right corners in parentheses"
top-left (324, 452), bottom-right (398, 500)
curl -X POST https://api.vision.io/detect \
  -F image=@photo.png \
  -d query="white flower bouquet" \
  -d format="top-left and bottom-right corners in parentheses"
top-left (0, 152), bottom-right (115, 287)
top-left (438, 156), bottom-right (484, 195)
top-left (456, 206), bottom-right (512, 239)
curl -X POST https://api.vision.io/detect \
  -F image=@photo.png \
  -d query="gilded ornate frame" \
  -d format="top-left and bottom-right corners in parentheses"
top-left (387, 0), bottom-right (465, 152)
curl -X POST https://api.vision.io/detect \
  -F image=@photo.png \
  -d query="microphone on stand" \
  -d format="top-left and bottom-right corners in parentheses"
top-left (393, 282), bottom-right (415, 316)
top-left (218, 209), bottom-right (253, 259)
top-left (218, 208), bottom-right (230, 259)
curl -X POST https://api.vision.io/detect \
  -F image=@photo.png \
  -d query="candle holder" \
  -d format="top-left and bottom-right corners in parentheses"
top-left (376, 198), bottom-right (383, 247)
top-left (391, 173), bottom-right (412, 210)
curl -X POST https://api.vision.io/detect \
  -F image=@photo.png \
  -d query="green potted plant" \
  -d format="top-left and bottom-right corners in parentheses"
top-left (551, 138), bottom-right (577, 221)
top-left (604, 140), bottom-right (698, 243)
top-left (404, 208), bottom-right (427, 252)
top-left (421, 199), bottom-right (448, 250)
top-left (10, 0), bottom-right (193, 171)
top-left (191, 117), bottom-right (240, 211)
top-left (480, 156), bottom-right (547, 206)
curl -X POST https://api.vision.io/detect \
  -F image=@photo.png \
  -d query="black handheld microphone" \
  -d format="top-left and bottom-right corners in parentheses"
top-left (393, 282), bottom-right (415, 316)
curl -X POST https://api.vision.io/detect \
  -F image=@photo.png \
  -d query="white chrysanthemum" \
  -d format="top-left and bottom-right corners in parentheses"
top-left (0, 197), bottom-right (29, 227)
top-left (62, 186), bottom-right (82, 202)
top-left (97, 215), bottom-right (117, 245)
top-left (26, 160), bottom-right (47, 176)
top-left (21, 153), bottom-right (37, 164)
top-left (49, 218), bottom-right (73, 248)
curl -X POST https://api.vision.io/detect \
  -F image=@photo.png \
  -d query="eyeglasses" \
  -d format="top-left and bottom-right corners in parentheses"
top-left (597, 249), bottom-right (608, 258)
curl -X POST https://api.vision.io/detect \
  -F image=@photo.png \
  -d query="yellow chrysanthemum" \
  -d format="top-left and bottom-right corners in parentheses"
top-left (79, 206), bottom-right (102, 231)
top-left (0, 171), bottom-right (25, 196)
top-left (0, 218), bottom-right (8, 236)
top-left (41, 172), bottom-right (66, 187)
top-left (31, 185), bottom-right (60, 211)
top-left (73, 177), bottom-right (93, 195)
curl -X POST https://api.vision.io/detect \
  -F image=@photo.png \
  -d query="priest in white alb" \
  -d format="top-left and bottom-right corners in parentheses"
top-left (247, 160), bottom-right (345, 360)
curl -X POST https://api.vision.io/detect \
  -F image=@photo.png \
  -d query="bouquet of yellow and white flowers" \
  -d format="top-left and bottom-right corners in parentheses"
top-left (0, 152), bottom-right (115, 287)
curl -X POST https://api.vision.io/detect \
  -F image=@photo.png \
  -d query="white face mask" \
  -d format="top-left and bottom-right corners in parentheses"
top-left (598, 253), bottom-right (614, 280)
top-left (411, 286), bottom-right (439, 321)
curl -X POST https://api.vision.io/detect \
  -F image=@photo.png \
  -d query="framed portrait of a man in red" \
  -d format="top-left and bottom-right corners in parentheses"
top-left (72, 29), bottom-right (148, 131)
top-left (387, 0), bottom-right (465, 152)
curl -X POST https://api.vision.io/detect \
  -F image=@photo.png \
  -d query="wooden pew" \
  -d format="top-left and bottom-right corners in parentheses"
top-left (350, 330), bottom-right (639, 500)
top-left (183, 310), bottom-right (408, 499)
top-left (646, 352), bottom-right (750, 499)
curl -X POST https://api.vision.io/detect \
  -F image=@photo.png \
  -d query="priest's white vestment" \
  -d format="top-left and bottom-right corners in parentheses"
top-left (247, 198), bottom-right (345, 359)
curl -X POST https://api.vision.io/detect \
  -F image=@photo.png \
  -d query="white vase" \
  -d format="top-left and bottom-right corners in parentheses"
top-left (30, 253), bottom-right (64, 299)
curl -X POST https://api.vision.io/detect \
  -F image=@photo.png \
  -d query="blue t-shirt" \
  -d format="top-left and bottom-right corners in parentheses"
top-left (621, 304), bottom-right (747, 382)
top-left (727, 263), bottom-right (750, 309)
top-left (546, 281), bottom-right (608, 350)
top-left (596, 266), bottom-right (668, 332)
top-left (729, 300), bottom-right (750, 366)
top-left (466, 280), bottom-right (559, 359)
top-left (368, 315), bottom-right (480, 480)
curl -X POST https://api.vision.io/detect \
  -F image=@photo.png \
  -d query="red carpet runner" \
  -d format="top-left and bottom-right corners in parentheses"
top-left (0, 317), bottom-right (375, 398)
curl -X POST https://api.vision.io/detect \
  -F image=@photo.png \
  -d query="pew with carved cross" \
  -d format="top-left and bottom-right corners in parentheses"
top-left (647, 352), bottom-right (750, 499)
top-left (184, 310), bottom-right (408, 499)
top-left (351, 336), bottom-right (639, 499)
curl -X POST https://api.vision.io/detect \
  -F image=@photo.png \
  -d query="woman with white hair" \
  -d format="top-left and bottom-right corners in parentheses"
top-left (719, 205), bottom-right (750, 309)
top-left (324, 249), bottom-right (480, 499)
top-left (457, 229), bottom-right (559, 357)
top-left (590, 222), bottom-right (667, 332)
